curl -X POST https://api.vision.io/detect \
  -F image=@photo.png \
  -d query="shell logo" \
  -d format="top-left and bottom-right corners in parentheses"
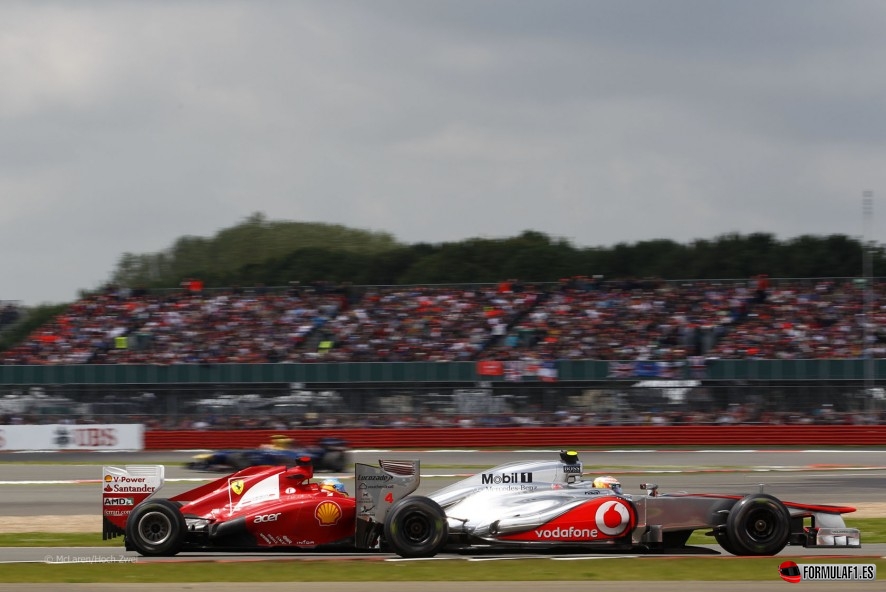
top-left (594, 500), bottom-right (630, 536)
top-left (315, 501), bottom-right (342, 526)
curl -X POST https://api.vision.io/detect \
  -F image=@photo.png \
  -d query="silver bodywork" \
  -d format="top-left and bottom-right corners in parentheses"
top-left (419, 457), bottom-right (861, 552)
top-left (354, 459), bottom-right (421, 548)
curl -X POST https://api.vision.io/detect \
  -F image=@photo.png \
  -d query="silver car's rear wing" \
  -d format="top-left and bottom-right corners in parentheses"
top-left (354, 459), bottom-right (420, 549)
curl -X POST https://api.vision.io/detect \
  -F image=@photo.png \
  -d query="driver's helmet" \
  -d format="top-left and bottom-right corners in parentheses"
top-left (592, 475), bottom-right (622, 495)
top-left (320, 478), bottom-right (347, 495)
top-left (270, 435), bottom-right (294, 449)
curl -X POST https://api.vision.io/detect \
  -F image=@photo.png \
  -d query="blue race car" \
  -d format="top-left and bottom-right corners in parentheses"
top-left (186, 435), bottom-right (350, 473)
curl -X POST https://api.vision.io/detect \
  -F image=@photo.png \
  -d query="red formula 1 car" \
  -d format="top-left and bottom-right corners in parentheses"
top-left (102, 456), bottom-right (419, 556)
top-left (103, 451), bottom-right (862, 558)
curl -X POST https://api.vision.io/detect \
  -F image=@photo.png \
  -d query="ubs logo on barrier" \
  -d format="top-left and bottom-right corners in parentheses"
top-left (73, 428), bottom-right (118, 447)
top-left (54, 428), bottom-right (71, 447)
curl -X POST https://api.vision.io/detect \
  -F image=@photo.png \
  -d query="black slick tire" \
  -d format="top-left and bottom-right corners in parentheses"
top-left (125, 499), bottom-right (186, 556)
top-left (383, 496), bottom-right (448, 558)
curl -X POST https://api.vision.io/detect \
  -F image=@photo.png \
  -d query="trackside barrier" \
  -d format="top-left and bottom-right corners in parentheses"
top-left (0, 424), bottom-right (143, 451)
top-left (145, 425), bottom-right (886, 449)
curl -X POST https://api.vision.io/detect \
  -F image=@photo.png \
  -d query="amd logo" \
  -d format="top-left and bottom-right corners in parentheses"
top-left (254, 513), bottom-right (282, 524)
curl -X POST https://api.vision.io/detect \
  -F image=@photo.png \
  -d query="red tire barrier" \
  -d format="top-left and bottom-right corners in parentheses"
top-left (145, 425), bottom-right (886, 450)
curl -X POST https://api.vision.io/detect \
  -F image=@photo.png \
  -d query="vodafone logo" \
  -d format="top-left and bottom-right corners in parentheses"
top-left (594, 500), bottom-right (630, 536)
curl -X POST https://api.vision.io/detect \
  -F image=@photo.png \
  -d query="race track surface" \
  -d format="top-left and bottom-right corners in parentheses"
top-left (0, 447), bottom-right (883, 590)
top-left (2, 447), bottom-right (885, 515)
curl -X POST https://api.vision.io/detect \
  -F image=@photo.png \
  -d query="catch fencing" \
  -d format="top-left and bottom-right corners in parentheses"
top-left (145, 425), bottom-right (886, 449)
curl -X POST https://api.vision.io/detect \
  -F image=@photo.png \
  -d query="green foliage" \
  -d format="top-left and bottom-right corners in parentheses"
top-left (109, 212), bottom-right (400, 289)
top-left (92, 214), bottom-right (886, 296)
top-left (0, 303), bottom-right (68, 352)
top-left (258, 247), bottom-right (375, 285)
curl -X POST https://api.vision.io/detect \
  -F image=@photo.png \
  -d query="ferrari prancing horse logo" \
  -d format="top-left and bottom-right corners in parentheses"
top-left (230, 479), bottom-right (245, 496)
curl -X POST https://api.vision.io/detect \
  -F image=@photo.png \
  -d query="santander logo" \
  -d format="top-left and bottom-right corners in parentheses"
top-left (595, 500), bottom-right (630, 536)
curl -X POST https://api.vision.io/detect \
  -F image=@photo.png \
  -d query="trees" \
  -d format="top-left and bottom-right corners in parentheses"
top-left (105, 214), bottom-right (886, 292)
top-left (109, 213), bottom-right (400, 289)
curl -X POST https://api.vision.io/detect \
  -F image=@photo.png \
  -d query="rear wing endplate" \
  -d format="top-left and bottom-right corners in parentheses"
top-left (354, 459), bottom-right (420, 548)
top-left (101, 465), bottom-right (165, 540)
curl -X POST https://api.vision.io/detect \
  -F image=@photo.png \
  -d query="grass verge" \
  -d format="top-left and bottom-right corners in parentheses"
top-left (1, 557), bottom-right (884, 583)
top-left (687, 517), bottom-right (884, 545)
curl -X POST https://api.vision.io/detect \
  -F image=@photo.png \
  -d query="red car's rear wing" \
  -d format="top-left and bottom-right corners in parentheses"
top-left (101, 465), bottom-right (165, 540)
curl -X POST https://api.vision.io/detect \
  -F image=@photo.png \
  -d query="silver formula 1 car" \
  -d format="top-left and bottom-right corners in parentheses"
top-left (379, 450), bottom-right (861, 557)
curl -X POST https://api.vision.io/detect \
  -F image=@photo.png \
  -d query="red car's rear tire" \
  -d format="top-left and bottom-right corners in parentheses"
top-left (125, 499), bottom-right (186, 556)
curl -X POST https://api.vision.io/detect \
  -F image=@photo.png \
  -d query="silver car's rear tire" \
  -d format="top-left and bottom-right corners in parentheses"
top-left (383, 496), bottom-right (448, 558)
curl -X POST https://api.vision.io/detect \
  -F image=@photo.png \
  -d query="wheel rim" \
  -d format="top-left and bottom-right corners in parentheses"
top-left (743, 508), bottom-right (777, 543)
top-left (401, 511), bottom-right (432, 544)
top-left (137, 511), bottom-right (172, 545)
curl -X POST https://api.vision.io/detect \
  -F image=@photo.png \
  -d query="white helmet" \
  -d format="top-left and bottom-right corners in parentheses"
top-left (592, 475), bottom-right (622, 495)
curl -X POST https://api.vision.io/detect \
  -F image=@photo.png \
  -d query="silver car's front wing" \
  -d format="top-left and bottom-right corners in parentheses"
top-left (632, 494), bottom-right (860, 549)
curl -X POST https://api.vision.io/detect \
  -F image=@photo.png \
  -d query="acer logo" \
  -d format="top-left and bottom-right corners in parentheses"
top-left (254, 513), bottom-right (282, 524)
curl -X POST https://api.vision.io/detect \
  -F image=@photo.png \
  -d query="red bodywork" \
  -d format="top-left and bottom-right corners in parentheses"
top-left (103, 461), bottom-right (358, 550)
top-left (498, 496), bottom-right (638, 543)
top-left (174, 463), bottom-right (355, 548)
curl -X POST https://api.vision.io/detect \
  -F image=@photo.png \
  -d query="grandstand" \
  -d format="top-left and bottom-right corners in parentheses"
top-left (4, 277), bottom-right (885, 365)
top-left (0, 278), bottom-right (884, 427)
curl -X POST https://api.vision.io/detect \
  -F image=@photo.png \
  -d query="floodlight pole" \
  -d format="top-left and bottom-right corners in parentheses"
top-left (863, 191), bottom-right (874, 412)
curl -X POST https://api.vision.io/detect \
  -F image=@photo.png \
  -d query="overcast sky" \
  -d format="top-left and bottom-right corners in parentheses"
top-left (3, 1), bottom-right (886, 306)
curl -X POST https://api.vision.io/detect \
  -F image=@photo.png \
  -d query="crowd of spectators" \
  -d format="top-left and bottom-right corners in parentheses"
top-left (3, 276), bottom-right (886, 366)
top-left (4, 407), bottom-right (883, 429)
top-left (478, 277), bottom-right (746, 362)
top-left (305, 281), bottom-right (540, 362)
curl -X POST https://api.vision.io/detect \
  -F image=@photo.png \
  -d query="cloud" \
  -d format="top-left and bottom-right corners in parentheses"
top-left (1, 1), bottom-right (885, 305)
